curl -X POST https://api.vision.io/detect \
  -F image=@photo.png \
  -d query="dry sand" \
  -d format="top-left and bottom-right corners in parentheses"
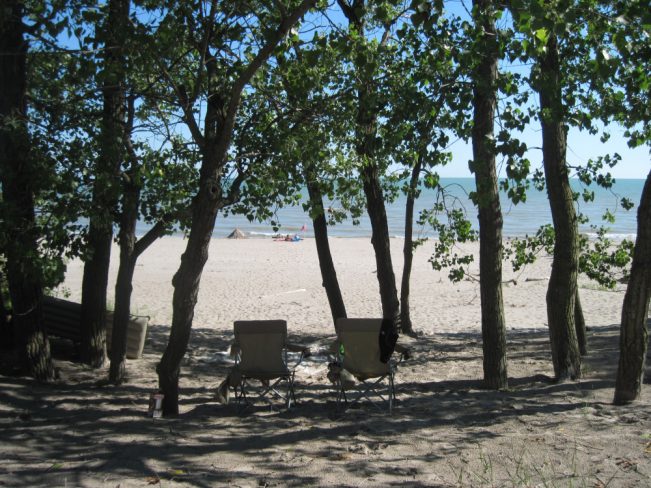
top-left (1, 236), bottom-right (650, 487)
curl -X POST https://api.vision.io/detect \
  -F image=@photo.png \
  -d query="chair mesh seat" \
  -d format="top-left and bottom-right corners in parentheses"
top-left (334, 318), bottom-right (402, 413)
top-left (232, 320), bottom-right (301, 410)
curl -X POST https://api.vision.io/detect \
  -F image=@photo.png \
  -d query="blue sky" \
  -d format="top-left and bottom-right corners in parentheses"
top-left (436, 125), bottom-right (649, 179)
top-left (435, 125), bottom-right (649, 179)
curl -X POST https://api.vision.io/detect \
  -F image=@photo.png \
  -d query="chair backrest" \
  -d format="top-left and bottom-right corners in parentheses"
top-left (335, 318), bottom-right (390, 378)
top-left (233, 320), bottom-right (288, 374)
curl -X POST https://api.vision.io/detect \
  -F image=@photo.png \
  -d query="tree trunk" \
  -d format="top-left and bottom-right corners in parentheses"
top-left (0, 0), bottom-right (55, 380)
top-left (362, 164), bottom-right (401, 328)
top-left (305, 167), bottom-right (347, 326)
top-left (158, 167), bottom-right (222, 414)
top-left (0, 277), bottom-right (12, 348)
top-left (156, 0), bottom-right (315, 416)
top-left (575, 289), bottom-right (587, 356)
top-left (539, 34), bottom-right (582, 381)
top-left (108, 176), bottom-right (139, 384)
top-left (614, 169), bottom-right (651, 404)
top-left (80, 0), bottom-right (130, 367)
top-left (400, 162), bottom-right (421, 335)
top-left (471, 0), bottom-right (508, 390)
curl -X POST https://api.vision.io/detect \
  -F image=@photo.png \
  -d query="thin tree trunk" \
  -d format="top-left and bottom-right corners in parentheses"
top-left (305, 167), bottom-right (347, 326)
top-left (539, 33), bottom-right (581, 381)
top-left (400, 161), bottom-right (421, 335)
top-left (0, 0), bottom-right (55, 380)
top-left (471, 0), bottom-right (507, 390)
top-left (363, 164), bottom-right (401, 328)
top-left (575, 290), bottom-right (587, 356)
top-left (0, 277), bottom-right (12, 348)
top-left (80, 0), bottom-right (130, 367)
top-left (108, 174), bottom-right (139, 384)
top-left (109, 217), bottom-right (168, 383)
top-left (614, 169), bottom-right (651, 404)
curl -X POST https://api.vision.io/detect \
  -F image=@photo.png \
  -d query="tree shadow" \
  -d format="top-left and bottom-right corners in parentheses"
top-left (1, 321), bottom-right (650, 486)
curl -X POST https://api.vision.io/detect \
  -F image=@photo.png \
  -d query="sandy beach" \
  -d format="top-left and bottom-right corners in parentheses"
top-left (1, 236), bottom-right (650, 487)
top-left (57, 236), bottom-right (626, 334)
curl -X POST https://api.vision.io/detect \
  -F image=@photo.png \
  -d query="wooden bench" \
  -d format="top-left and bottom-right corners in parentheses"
top-left (42, 296), bottom-right (149, 359)
top-left (42, 295), bottom-right (83, 343)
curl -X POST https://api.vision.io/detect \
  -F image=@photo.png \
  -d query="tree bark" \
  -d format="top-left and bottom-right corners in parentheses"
top-left (80, 0), bottom-right (130, 367)
top-left (471, 0), bottom-right (508, 390)
top-left (362, 164), bottom-right (401, 327)
top-left (614, 169), bottom-right (651, 404)
top-left (575, 289), bottom-right (587, 356)
top-left (156, 1), bottom-right (316, 416)
top-left (400, 162), bottom-right (421, 335)
top-left (0, 276), bottom-right (12, 348)
top-left (108, 172), bottom-right (139, 384)
top-left (109, 195), bottom-right (168, 383)
top-left (305, 167), bottom-right (347, 327)
top-left (0, 0), bottom-right (55, 380)
top-left (539, 34), bottom-right (582, 381)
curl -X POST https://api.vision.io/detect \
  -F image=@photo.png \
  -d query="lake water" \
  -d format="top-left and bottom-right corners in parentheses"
top-left (141, 178), bottom-right (645, 240)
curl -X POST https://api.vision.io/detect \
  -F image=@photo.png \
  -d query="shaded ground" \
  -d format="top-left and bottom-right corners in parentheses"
top-left (1, 323), bottom-right (650, 487)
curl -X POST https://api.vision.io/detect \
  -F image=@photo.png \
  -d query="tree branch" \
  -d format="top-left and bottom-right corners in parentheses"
top-left (225, 0), bottom-right (317, 128)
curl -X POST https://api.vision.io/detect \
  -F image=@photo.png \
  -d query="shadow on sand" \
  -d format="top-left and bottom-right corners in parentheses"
top-left (0, 320), bottom-right (649, 486)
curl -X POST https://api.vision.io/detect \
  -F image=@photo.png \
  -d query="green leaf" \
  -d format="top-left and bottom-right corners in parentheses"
top-left (534, 28), bottom-right (549, 44)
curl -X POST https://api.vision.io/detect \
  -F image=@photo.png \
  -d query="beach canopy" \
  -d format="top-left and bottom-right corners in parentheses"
top-left (227, 228), bottom-right (247, 239)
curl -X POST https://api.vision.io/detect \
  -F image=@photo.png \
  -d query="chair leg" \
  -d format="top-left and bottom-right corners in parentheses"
top-left (389, 371), bottom-right (395, 413)
top-left (335, 380), bottom-right (347, 412)
top-left (286, 373), bottom-right (296, 409)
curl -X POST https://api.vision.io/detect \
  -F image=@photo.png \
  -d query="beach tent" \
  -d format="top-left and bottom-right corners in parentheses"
top-left (227, 228), bottom-right (247, 239)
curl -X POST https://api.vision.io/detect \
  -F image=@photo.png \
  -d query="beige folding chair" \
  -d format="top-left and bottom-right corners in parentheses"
top-left (333, 318), bottom-right (407, 413)
top-left (231, 320), bottom-right (307, 410)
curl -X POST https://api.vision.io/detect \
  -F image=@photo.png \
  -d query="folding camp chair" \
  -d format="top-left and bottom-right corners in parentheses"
top-left (231, 320), bottom-right (307, 410)
top-left (332, 318), bottom-right (407, 413)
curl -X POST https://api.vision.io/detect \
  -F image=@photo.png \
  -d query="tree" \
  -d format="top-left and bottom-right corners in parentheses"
top-left (508, 0), bottom-right (588, 380)
top-left (537, 31), bottom-right (582, 380)
top-left (108, 96), bottom-right (196, 384)
top-left (614, 170), bottom-right (651, 404)
top-left (0, 0), bottom-right (55, 380)
top-left (336, 0), bottom-right (400, 330)
top-left (273, 40), bottom-right (349, 327)
top-left (607, 0), bottom-right (651, 404)
top-left (80, 0), bottom-right (130, 367)
top-left (384, 7), bottom-right (466, 335)
top-left (155, 0), bottom-right (317, 416)
top-left (469, 0), bottom-right (508, 389)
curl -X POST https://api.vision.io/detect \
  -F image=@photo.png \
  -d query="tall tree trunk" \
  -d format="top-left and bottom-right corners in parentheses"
top-left (305, 167), bottom-right (347, 326)
top-left (614, 169), bottom-right (651, 404)
top-left (539, 34), bottom-right (582, 381)
top-left (575, 290), bottom-right (587, 355)
top-left (0, 0), bottom-right (55, 380)
top-left (156, 1), bottom-right (315, 416)
top-left (400, 162), bottom-right (421, 335)
top-left (471, 0), bottom-right (508, 390)
top-left (157, 144), bottom-right (223, 415)
top-left (80, 0), bottom-right (130, 367)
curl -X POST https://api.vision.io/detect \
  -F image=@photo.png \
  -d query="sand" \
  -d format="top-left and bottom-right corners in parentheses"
top-left (1, 236), bottom-right (650, 487)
